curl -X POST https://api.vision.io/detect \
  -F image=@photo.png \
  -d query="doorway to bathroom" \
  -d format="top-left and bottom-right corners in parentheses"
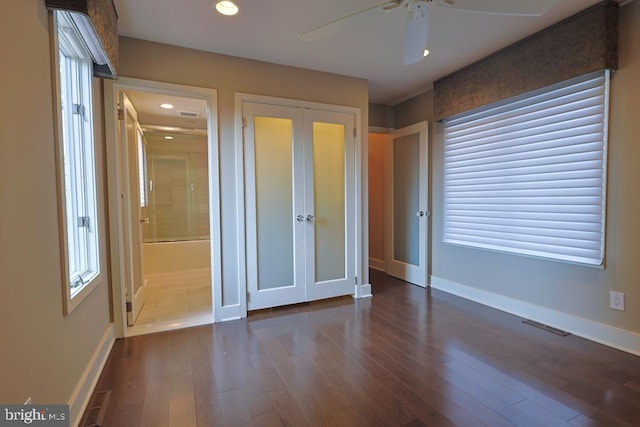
top-left (105, 78), bottom-right (222, 337)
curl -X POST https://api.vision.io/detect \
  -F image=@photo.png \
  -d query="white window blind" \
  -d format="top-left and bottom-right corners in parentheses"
top-left (443, 71), bottom-right (609, 266)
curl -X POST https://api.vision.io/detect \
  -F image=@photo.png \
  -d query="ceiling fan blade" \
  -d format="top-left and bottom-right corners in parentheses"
top-left (438, 0), bottom-right (557, 16)
top-left (403, 1), bottom-right (429, 65)
top-left (298, 1), bottom-right (400, 41)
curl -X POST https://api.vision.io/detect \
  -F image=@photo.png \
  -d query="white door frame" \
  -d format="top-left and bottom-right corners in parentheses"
top-left (104, 77), bottom-right (222, 337)
top-left (234, 93), bottom-right (365, 319)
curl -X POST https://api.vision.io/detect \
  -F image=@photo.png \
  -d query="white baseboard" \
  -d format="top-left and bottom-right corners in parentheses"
top-left (221, 303), bottom-right (242, 322)
top-left (369, 257), bottom-right (385, 272)
top-left (68, 325), bottom-right (115, 427)
top-left (431, 276), bottom-right (640, 357)
top-left (353, 283), bottom-right (373, 299)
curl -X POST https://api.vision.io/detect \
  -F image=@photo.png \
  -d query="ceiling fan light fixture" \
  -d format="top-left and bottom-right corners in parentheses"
top-left (215, 1), bottom-right (239, 16)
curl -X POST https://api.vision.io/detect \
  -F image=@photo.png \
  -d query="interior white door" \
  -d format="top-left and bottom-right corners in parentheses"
top-left (385, 121), bottom-right (429, 287)
top-left (119, 92), bottom-right (146, 325)
top-left (244, 102), bottom-right (357, 309)
top-left (244, 103), bottom-right (306, 310)
top-left (304, 110), bottom-right (356, 301)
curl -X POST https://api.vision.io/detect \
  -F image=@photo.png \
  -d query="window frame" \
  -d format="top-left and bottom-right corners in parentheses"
top-left (51, 10), bottom-right (102, 314)
top-left (442, 71), bottom-right (610, 268)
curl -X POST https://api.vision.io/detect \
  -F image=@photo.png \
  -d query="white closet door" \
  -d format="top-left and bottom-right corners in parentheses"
top-left (304, 110), bottom-right (356, 301)
top-left (386, 121), bottom-right (429, 287)
top-left (244, 103), bottom-right (306, 310)
top-left (244, 103), bottom-right (357, 309)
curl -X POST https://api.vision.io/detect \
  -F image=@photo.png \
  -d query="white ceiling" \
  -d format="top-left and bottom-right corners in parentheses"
top-left (125, 91), bottom-right (208, 130)
top-left (114, 0), bottom-right (614, 105)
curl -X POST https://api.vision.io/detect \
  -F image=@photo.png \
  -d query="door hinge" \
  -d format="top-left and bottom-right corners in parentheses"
top-left (353, 128), bottom-right (357, 138)
top-left (72, 103), bottom-right (85, 119)
top-left (242, 117), bottom-right (246, 129)
top-left (246, 292), bottom-right (250, 302)
top-left (78, 216), bottom-right (91, 231)
top-left (126, 301), bottom-right (132, 313)
top-left (117, 108), bottom-right (124, 120)
top-left (355, 276), bottom-right (358, 285)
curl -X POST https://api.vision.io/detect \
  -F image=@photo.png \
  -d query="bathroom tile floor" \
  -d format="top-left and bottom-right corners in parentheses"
top-left (135, 268), bottom-right (212, 325)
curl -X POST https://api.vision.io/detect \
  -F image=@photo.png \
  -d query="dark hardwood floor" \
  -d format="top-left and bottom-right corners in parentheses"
top-left (88, 270), bottom-right (640, 426)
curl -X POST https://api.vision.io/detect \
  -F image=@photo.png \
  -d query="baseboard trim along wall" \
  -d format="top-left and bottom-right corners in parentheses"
top-left (353, 283), bottom-right (373, 299)
top-left (431, 276), bottom-right (640, 357)
top-left (369, 257), bottom-right (385, 272)
top-left (68, 325), bottom-right (115, 427)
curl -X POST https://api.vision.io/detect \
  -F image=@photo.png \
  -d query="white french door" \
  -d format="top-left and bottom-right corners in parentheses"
top-left (243, 102), bottom-right (356, 310)
top-left (304, 109), bottom-right (356, 301)
top-left (385, 121), bottom-right (429, 287)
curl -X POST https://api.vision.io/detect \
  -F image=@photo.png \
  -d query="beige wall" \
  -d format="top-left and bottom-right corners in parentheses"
top-left (393, 1), bottom-right (640, 341)
top-left (368, 133), bottom-right (387, 265)
top-left (0, 0), bottom-right (112, 409)
top-left (118, 37), bottom-right (369, 307)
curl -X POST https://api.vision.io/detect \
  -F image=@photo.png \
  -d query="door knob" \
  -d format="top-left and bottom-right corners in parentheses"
top-left (306, 214), bottom-right (315, 222)
top-left (296, 215), bottom-right (305, 222)
top-left (139, 217), bottom-right (150, 224)
top-left (416, 210), bottom-right (425, 217)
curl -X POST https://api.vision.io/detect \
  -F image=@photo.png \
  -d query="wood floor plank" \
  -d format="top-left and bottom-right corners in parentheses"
top-left (264, 388), bottom-right (312, 427)
top-left (85, 269), bottom-right (640, 426)
top-left (512, 399), bottom-right (574, 427)
top-left (168, 374), bottom-right (197, 427)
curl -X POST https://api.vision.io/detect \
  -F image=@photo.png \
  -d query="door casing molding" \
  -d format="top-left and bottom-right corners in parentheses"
top-left (104, 77), bottom-right (222, 336)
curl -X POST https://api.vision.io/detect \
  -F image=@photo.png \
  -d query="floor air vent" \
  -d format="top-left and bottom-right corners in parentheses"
top-left (81, 390), bottom-right (111, 427)
top-left (522, 319), bottom-right (571, 336)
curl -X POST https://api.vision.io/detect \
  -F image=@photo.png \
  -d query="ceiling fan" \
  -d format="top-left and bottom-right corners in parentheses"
top-left (298, 0), bottom-right (557, 65)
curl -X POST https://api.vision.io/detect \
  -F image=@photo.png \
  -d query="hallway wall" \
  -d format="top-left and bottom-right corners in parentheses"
top-left (0, 0), bottom-right (113, 414)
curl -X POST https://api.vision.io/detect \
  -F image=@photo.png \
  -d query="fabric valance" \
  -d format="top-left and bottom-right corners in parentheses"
top-left (433, 1), bottom-right (618, 121)
top-left (46, 0), bottom-right (118, 79)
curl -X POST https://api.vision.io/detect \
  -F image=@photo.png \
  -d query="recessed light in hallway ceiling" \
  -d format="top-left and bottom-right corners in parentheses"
top-left (215, 1), bottom-right (239, 16)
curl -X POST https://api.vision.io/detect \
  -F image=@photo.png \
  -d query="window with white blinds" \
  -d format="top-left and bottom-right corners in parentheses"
top-left (443, 71), bottom-right (609, 266)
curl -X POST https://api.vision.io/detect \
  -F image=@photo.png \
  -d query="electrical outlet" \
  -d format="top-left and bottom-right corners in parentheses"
top-left (610, 291), bottom-right (625, 311)
top-left (24, 397), bottom-right (32, 405)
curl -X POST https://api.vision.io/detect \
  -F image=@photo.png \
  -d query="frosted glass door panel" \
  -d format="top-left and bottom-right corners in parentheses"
top-left (255, 116), bottom-right (294, 291)
top-left (313, 122), bottom-right (346, 282)
top-left (393, 133), bottom-right (420, 266)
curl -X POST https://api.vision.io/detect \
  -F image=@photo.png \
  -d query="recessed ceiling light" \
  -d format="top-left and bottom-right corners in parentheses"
top-left (215, 0), bottom-right (239, 16)
top-left (164, 136), bottom-right (174, 140)
top-left (423, 49), bottom-right (430, 57)
top-left (160, 103), bottom-right (174, 109)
